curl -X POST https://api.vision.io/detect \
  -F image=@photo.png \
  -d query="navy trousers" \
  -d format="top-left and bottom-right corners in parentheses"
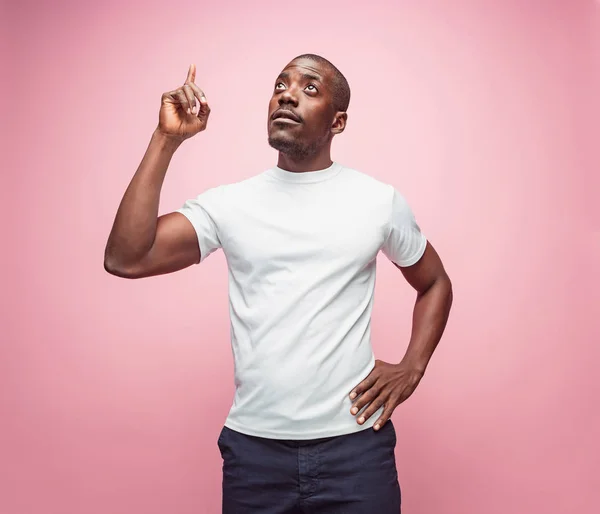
top-left (218, 421), bottom-right (401, 513)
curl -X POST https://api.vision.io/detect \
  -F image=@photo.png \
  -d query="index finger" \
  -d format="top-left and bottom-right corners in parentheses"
top-left (349, 374), bottom-right (377, 399)
top-left (185, 63), bottom-right (196, 84)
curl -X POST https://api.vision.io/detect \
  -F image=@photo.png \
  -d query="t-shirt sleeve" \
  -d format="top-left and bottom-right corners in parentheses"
top-left (381, 186), bottom-right (428, 267)
top-left (175, 185), bottom-right (224, 263)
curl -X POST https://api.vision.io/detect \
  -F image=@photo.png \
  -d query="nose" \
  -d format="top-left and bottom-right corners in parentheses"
top-left (278, 85), bottom-right (299, 107)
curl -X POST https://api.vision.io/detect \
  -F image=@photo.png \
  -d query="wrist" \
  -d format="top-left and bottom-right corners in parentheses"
top-left (152, 127), bottom-right (185, 151)
top-left (398, 357), bottom-right (427, 376)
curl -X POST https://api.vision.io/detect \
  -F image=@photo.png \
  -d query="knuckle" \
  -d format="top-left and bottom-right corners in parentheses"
top-left (356, 400), bottom-right (367, 410)
top-left (372, 399), bottom-right (384, 411)
top-left (356, 394), bottom-right (373, 407)
top-left (361, 390), bottom-right (375, 402)
top-left (370, 384), bottom-right (382, 396)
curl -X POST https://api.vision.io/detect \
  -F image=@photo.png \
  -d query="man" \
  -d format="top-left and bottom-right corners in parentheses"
top-left (104, 54), bottom-right (452, 513)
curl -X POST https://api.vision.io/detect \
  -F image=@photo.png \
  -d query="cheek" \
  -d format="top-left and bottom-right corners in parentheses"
top-left (268, 96), bottom-right (278, 112)
top-left (267, 98), bottom-right (276, 127)
top-left (307, 114), bottom-right (331, 135)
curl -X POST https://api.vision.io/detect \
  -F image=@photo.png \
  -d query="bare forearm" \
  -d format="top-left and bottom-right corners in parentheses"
top-left (105, 129), bottom-right (182, 267)
top-left (401, 275), bottom-right (453, 374)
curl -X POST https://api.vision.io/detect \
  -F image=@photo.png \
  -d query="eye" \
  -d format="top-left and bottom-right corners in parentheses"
top-left (275, 82), bottom-right (286, 90)
top-left (305, 84), bottom-right (318, 92)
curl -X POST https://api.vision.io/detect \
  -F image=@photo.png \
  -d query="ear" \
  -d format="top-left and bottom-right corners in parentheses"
top-left (331, 112), bottom-right (348, 135)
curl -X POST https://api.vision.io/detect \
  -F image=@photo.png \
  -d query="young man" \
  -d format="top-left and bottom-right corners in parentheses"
top-left (104, 54), bottom-right (453, 513)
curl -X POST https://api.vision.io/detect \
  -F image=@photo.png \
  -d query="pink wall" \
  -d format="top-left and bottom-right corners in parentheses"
top-left (3, 0), bottom-right (598, 513)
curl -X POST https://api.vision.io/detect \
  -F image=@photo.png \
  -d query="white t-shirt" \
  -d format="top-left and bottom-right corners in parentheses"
top-left (176, 162), bottom-right (427, 439)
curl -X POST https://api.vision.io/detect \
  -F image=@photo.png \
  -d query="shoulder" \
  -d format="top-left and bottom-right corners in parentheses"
top-left (219, 171), bottom-right (270, 197)
top-left (190, 171), bottom-right (267, 204)
top-left (338, 165), bottom-right (396, 202)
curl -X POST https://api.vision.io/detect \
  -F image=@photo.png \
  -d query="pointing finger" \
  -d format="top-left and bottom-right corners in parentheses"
top-left (185, 63), bottom-right (196, 84)
top-left (349, 374), bottom-right (377, 400)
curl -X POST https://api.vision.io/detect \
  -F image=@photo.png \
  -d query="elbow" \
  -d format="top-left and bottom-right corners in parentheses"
top-left (104, 256), bottom-right (127, 278)
top-left (442, 272), bottom-right (452, 293)
top-left (441, 273), bottom-right (453, 309)
top-left (103, 253), bottom-right (140, 279)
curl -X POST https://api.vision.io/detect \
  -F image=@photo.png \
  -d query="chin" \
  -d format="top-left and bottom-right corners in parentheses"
top-left (268, 132), bottom-right (291, 148)
top-left (268, 134), bottom-right (307, 158)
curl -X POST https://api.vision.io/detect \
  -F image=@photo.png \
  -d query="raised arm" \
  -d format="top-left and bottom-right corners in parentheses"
top-left (104, 64), bottom-right (211, 279)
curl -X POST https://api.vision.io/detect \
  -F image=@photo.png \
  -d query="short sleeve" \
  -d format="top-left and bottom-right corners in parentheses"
top-left (175, 185), bottom-right (224, 263)
top-left (381, 187), bottom-right (427, 267)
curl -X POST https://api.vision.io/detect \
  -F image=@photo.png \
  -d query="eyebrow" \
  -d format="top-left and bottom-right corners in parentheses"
top-left (277, 71), bottom-right (322, 83)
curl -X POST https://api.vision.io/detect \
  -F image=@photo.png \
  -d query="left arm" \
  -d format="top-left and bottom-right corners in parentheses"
top-left (349, 241), bottom-right (453, 430)
top-left (396, 241), bottom-right (453, 373)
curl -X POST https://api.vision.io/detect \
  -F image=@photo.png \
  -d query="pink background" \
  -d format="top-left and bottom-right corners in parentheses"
top-left (3, 0), bottom-right (599, 513)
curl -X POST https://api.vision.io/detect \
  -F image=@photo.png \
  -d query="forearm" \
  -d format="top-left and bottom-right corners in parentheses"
top-left (104, 129), bottom-right (182, 268)
top-left (400, 275), bottom-right (453, 374)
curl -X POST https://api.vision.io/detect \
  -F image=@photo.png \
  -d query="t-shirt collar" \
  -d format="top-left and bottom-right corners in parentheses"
top-left (267, 161), bottom-right (342, 184)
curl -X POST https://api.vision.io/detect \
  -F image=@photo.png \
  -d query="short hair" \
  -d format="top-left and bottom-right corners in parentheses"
top-left (292, 53), bottom-right (351, 112)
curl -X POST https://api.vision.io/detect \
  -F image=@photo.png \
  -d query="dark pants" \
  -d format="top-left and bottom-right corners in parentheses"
top-left (218, 421), bottom-right (401, 513)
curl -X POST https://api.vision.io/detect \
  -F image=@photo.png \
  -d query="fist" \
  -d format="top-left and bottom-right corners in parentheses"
top-left (157, 64), bottom-right (211, 142)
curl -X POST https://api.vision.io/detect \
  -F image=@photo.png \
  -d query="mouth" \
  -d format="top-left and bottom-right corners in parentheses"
top-left (271, 109), bottom-right (302, 124)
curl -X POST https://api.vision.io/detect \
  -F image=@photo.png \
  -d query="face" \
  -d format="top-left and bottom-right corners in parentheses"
top-left (267, 58), bottom-right (345, 159)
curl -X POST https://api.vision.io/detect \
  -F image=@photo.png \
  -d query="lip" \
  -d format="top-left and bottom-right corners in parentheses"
top-left (271, 109), bottom-right (301, 123)
top-left (272, 117), bottom-right (300, 125)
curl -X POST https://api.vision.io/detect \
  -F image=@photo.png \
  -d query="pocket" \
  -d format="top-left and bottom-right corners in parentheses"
top-left (217, 426), bottom-right (238, 481)
top-left (385, 419), bottom-right (397, 447)
top-left (217, 425), bottom-right (228, 453)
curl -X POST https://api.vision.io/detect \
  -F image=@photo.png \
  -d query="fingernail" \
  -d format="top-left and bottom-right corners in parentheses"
top-left (374, 424), bottom-right (380, 430)
top-left (359, 417), bottom-right (365, 424)
top-left (350, 392), bottom-right (356, 399)
top-left (187, 108), bottom-right (191, 114)
top-left (201, 96), bottom-right (206, 102)
top-left (351, 407), bottom-right (358, 414)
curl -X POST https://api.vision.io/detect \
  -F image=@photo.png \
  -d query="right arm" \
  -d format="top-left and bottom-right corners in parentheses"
top-left (104, 64), bottom-right (211, 279)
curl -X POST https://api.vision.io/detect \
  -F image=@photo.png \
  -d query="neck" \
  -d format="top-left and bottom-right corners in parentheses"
top-left (277, 147), bottom-right (333, 173)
